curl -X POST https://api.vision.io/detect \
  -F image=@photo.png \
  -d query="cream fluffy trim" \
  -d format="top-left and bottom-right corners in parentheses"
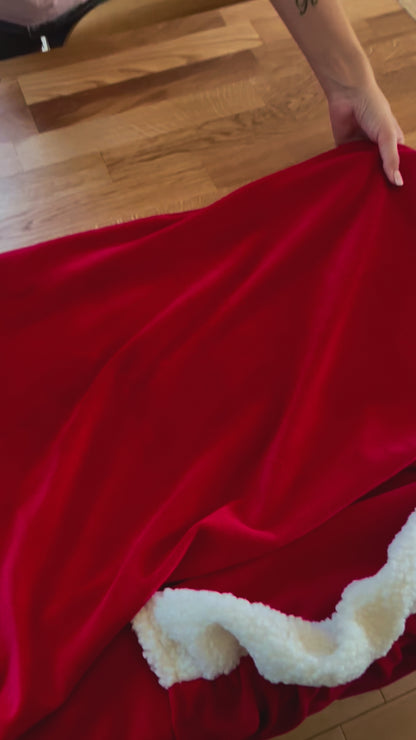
top-left (131, 507), bottom-right (416, 689)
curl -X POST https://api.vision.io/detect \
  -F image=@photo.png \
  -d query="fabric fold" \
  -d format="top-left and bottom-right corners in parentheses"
top-left (1, 140), bottom-right (416, 740)
top-left (134, 506), bottom-right (416, 688)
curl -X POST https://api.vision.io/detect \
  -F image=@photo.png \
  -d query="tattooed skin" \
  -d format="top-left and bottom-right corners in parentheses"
top-left (296, 0), bottom-right (318, 14)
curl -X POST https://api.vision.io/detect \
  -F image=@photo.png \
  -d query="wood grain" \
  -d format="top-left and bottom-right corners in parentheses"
top-left (342, 691), bottom-right (416, 740)
top-left (0, 143), bottom-right (22, 178)
top-left (30, 50), bottom-right (258, 133)
top-left (277, 690), bottom-right (385, 740)
top-left (0, 153), bottom-right (111, 220)
top-left (0, 0), bottom-right (415, 256)
top-left (18, 22), bottom-right (262, 104)
top-left (0, 81), bottom-right (37, 143)
top-left (16, 79), bottom-right (265, 171)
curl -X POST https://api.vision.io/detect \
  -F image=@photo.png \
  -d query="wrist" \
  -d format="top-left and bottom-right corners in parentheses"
top-left (314, 45), bottom-right (376, 100)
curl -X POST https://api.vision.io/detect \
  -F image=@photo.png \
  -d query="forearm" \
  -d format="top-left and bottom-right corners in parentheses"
top-left (269, 0), bottom-right (375, 98)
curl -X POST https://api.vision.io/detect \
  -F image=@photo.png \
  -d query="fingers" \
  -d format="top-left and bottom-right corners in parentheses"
top-left (395, 122), bottom-right (405, 145)
top-left (378, 126), bottom-right (403, 186)
top-left (393, 113), bottom-right (405, 145)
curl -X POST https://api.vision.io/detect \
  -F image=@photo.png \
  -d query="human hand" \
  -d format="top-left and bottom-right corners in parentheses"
top-left (327, 79), bottom-right (405, 186)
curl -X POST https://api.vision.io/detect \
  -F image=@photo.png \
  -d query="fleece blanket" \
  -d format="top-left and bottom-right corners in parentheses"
top-left (0, 140), bottom-right (416, 740)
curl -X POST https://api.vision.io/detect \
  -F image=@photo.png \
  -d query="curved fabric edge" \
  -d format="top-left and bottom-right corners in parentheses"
top-left (131, 506), bottom-right (416, 689)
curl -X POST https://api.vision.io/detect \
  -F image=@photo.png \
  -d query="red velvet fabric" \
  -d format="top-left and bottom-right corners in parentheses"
top-left (1, 140), bottom-right (415, 740)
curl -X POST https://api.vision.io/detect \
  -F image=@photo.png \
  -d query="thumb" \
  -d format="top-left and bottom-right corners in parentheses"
top-left (378, 126), bottom-right (403, 186)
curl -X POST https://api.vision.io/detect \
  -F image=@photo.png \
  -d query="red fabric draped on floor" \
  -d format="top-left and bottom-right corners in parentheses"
top-left (0, 140), bottom-right (415, 740)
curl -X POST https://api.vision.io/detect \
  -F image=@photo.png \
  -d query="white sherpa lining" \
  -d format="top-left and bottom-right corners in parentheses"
top-left (131, 506), bottom-right (416, 689)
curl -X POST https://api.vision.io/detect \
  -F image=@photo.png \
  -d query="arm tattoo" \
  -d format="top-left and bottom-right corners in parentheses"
top-left (296, 0), bottom-right (318, 14)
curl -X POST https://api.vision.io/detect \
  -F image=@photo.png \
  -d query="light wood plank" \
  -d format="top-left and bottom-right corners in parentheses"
top-left (71, 0), bottom-right (247, 38)
top-left (342, 690), bottom-right (416, 740)
top-left (303, 729), bottom-right (346, 740)
top-left (67, 10), bottom-right (227, 59)
top-left (381, 671), bottom-right (416, 702)
top-left (363, 8), bottom-right (416, 40)
top-left (221, 0), bottom-right (283, 25)
top-left (278, 691), bottom-right (384, 740)
top-left (104, 150), bottom-right (216, 204)
top-left (403, 130), bottom-right (416, 147)
top-left (0, 143), bottom-right (22, 178)
top-left (101, 103), bottom-right (284, 181)
top-left (29, 50), bottom-right (258, 133)
top-left (274, 729), bottom-right (346, 740)
top-left (0, 152), bottom-right (217, 252)
top-left (99, 79), bottom-right (330, 187)
top-left (0, 154), bottom-right (112, 220)
top-left (16, 80), bottom-right (265, 170)
top-left (363, 33), bottom-right (416, 75)
top-left (0, 182), bottom-right (224, 254)
top-left (18, 22), bottom-right (262, 105)
top-left (343, 0), bottom-right (408, 21)
top-left (0, 81), bottom-right (37, 144)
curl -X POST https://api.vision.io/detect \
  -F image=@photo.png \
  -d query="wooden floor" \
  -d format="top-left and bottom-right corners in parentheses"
top-left (1, 0), bottom-right (416, 253)
top-left (278, 671), bottom-right (416, 740)
top-left (1, 0), bottom-right (416, 737)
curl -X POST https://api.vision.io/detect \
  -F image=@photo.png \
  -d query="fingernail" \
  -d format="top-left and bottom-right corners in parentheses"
top-left (394, 170), bottom-right (404, 186)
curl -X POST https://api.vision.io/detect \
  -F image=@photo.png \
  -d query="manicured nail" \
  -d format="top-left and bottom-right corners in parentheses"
top-left (394, 170), bottom-right (404, 186)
